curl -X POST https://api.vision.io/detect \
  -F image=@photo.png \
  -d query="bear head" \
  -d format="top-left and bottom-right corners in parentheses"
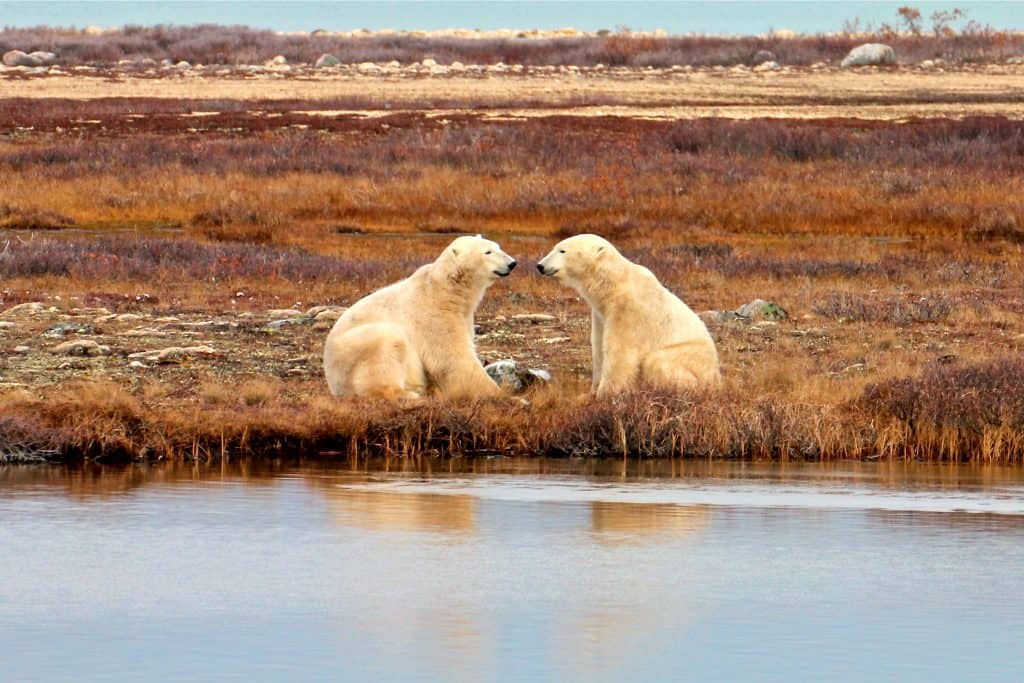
top-left (536, 233), bottom-right (616, 287)
top-left (440, 234), bottom-right (517, 287)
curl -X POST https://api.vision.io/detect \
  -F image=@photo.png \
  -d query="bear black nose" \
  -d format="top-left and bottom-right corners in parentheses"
top-left (536, 263), bottom-right (545, 274)
top-left (508, 260), bottom-right (517, 271)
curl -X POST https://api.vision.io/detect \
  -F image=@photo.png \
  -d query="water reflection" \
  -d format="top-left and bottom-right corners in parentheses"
top-left (2, 459), bottom-right (1024, 681)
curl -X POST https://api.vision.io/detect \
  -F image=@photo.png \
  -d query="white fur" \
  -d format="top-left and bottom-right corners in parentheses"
top-left (324, 235), bottom-right (516, 400)
top-left (538, 234), bottom-right (720, 395)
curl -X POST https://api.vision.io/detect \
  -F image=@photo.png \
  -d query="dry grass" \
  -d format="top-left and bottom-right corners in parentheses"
top-left (2, 108), bottom-right (1023, 463)
top-left (2, 23), bottom-right (1023, 67)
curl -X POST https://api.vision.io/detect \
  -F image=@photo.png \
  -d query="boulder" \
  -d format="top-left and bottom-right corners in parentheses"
top-left (28, 51), bottom-right (58, 66)
top-left (840, 43), bottom-right (896, 68)
top-left (357, 62), bottom-right (381, 74)
top-left (753, 60), bottom-right (780, 72)
top-left (484, 360), bottom-right (551, 393)
top-left (512, 313), bottom-right (557, 324)
top-left (421, 58), bottom-right (438, 67)
top-left (128, 345), bottom-right (216, 364)
top-left (736, 299), bottom-right (789, 321)
top-left (268, 55), bottom-right (288, 65)
top-left (3, 50), bottom-right (40, 67)
top-left (1, 302), bottom-right (48, 317)
top-left (315, 53), bottom-right (340, 67)
top-left (701, 300), bottom-right (788, 325)
top-left (52, 339), bottom-right (110, 357)
top-left (752, 49), bottom-right (776, 65)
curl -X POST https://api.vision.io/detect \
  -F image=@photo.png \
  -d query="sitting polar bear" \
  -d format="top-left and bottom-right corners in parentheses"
top-left (537, 234), bottom-right (720, 395)
top-left (324, 235), bottom-right (516, 400)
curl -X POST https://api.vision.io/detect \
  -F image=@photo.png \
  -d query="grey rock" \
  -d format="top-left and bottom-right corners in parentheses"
top-left (485, 360), bottom-right (551, 393)
top-left (841, 43), bottom-right (896, 68)
top-left (315, 53), bottom-right (341, 67)
top-left (128, 345), bottom-right (216, 364)
top-left (43, 322), bottom-right (93, 337)
top-left (2, 302), bottom-right (48, 317)
top-left (3, 50), bottom-right (40, 67)
top-left (13, 345), bottom-right (31, 354)
top-left (52, 339), bottom-right (110, 356)
top-left (752, 49), bottom-right (776, 65)
top-left (735, 299), bottom-right (788, 321)
top-left (753, 60), bottom-right (780, 72)
top-left (28, 51), bottom-right (58, 66)
top-left (512, 313), bottom-right (557, 324)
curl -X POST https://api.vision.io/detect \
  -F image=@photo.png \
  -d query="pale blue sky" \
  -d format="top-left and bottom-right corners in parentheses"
top-left (1, 1), bottom-right (1021, 35)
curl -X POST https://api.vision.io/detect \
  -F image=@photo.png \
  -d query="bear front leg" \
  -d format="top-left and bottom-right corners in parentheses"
top-left (595, 339), bottom-right (640, 396)
top-left (590, 314), bottom-right (605, 392)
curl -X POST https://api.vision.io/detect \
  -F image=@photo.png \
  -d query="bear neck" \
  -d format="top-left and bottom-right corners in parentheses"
top-left (427, 262), bottom-right (488, 316)
top-left (568, 261), bottom-right (620, 315)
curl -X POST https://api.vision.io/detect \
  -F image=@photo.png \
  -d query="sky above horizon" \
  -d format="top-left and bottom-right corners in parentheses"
top-left (1, 1), bottom-right (1022, 35)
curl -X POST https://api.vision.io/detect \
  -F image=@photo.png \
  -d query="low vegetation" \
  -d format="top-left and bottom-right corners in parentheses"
top-left (2, 88), bottom-right (1023, 463)
top-left (2, 19), bottom-right (1023, 67)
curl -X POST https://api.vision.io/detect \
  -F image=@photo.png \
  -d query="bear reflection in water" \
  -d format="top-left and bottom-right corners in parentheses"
top-left (313, 481), bottom-right (709, 542)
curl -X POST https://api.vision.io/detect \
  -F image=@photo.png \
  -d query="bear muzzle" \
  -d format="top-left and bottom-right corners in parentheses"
top-left (494, 260), bottom-right (516, 277)
top-left (536, 263), bottom-right (557, 276)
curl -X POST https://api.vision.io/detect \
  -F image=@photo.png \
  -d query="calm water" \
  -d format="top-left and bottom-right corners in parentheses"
top-left (1, 1), bottom-right (1021, 35)
top-left (2, 459), bottom-right (1024, 682)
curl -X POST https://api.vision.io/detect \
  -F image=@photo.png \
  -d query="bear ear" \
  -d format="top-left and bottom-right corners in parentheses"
top-left (474, 233), bottom-right (482, 239)
top-left (451, 247), bottom-right (459, 256)
top-left (595, 245), bottom-right (606, 255)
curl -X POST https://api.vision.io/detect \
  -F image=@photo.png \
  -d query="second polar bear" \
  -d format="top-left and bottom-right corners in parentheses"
top-left (537, 234), bottom-right (720, 395)
top-left (324, 235), bottom-right (516, 400)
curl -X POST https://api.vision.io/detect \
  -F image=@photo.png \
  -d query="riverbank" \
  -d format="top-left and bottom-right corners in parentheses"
top-left (2, 69), bottom-right (1024, 463)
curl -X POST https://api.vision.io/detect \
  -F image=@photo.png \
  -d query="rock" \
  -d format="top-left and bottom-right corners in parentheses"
top-left (421, 58), bottom-right (438, 67)
top-left (449, 61), bottom-right (466, 71)
top-left (753, 60), bottom-right (780, 72)
top-left (128, 345), bottom-right (216, 364)
top-left (313, 308), bottom-right (345, 323)
top-left (752, 50), bottom-right (776, 65)
top-left (175, 60), bottom-right (191, 69)
top-left (735, 299), bottom-right (789, 321)
top-left (13, 345), bottom-right (30, 354)
top-left (1, 302), bottom-right (47, 317)
top-left (919, 59), bottom-right (935, 69)
top-left (52, 339), bottom-right (110, 357)
top-left (128, 360), bottom-right (148, 369)
top-left (264, 317), bottom-right (310, 330)
top-left (1008, 56), bottom-right (1024, 65)
top-left (115, 313), bottom-right (143, 322)
top-left (43, 322), bottom-right (93, 337)
top-left (266, 308), bottom-right (304, 318)
top-left (541, 336), bottom-right (571, 344)
top-left (429, 65), bottom-right (449, 76)
top-left (357, 62), bottom-right (381, 74)
top-left (305, 305), bottom-right (347, 318)
top-left (3, 50), bottom-right (40, 67)
top-left (268, 55), bottom-right (288, 65)
top-left (28, 51), bottom-right (58, 66)
top-left (512, 313), bottom-right (557, 324)
top-left (315, 53), bottom-right (340, 67)
top-left (700, 310), bottom-right (743, 324)
top-left (0, 321), bottom-right (17, 330)
top-left (841, 43), bottom-right (896, 68)
top-left (484, 360), bottom-right (551, 393)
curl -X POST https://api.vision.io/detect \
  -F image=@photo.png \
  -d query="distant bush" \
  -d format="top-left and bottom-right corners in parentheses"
top-left (1, 24), bottom-right (1023, 66)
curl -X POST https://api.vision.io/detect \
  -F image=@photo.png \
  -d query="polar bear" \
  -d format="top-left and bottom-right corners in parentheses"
top-left (536, 234), bottom-right (720, 395)
top-left (324, 235), bottom-right (516, 400)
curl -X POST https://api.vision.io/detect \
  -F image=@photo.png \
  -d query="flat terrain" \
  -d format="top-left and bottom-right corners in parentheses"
top-left (5, 64), bottom-right (1024, 119)
top-left (2, 64), bottom-right (1023, 462)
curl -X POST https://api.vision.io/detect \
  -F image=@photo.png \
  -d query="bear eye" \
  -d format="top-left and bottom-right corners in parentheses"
top-left (558, 249), bottom-right (566, 254)
top-left (484, 250), bottom-right (492, 255)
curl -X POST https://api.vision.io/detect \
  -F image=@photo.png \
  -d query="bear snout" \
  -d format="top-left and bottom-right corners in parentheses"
top-left (536, 263), bottom-right (546, 274)
top-left (507, 260), bottom-right (517, 271)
